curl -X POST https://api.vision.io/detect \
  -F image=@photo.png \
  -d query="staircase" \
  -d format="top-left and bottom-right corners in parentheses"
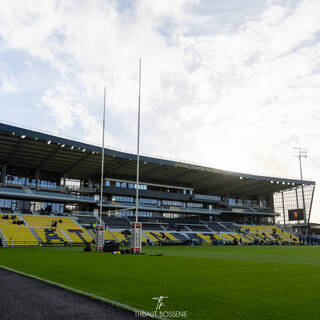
top-left (0, 227), bottom-right (7, 247)
top-left (28, 226), bottom-right (42, 244)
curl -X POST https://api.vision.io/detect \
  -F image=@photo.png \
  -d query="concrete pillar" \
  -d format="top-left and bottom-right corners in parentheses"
top-left (88, 176), bottom-right (93, 188)
top-left (35, 168), bottom-right (40, 188)
top-left (1, 164), bottom-right (7, 184)
top-left (63, 173), bottom-right (67, 189)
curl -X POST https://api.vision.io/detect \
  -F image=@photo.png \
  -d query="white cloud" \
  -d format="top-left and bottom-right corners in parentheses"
top-left (0, 0), bottom-right (319, 221)
top-left (0, 62), bottom-right (17, 94)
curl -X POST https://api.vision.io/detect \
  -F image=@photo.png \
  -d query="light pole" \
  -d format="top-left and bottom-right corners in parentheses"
top-left (293, 147), bottom-right (307, 233)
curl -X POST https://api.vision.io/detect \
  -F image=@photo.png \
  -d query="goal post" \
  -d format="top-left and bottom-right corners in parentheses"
top-left (95, 225), bottom-right (104, 251)
top-left (130, 222), bottom-right (142, 254)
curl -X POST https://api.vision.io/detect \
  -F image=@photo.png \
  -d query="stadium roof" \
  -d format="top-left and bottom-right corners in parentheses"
top-left (0, 122), bottom-right (315, 196)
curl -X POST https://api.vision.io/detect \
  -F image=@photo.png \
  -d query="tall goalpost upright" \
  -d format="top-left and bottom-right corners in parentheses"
top-left (130, 59), bottom-right (142, 254)
top-left (96, 87), bottom-right (107, 251)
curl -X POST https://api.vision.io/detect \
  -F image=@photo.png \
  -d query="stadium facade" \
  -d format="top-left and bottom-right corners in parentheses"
top-left (0, 121), bottom-right (316, 246)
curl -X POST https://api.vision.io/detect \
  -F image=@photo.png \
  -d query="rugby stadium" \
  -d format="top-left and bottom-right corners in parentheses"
top-left (0, 121), bottom-right (319, 320)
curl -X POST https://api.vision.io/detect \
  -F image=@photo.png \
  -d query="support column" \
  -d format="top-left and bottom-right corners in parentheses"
top-left (308, 186), bottom-right (315, 224)
top-left (35, 168), bottom-right (40, 189)
top-left (1, 164), bottom-right (7, 184)
top-left (295, 187), bottom-right (299, 208)
top-left (295, 187), bottom-right (301, 233)
top-left (281, 191), bottom-right (286, 227)
top-left (88, 176), bottom-right (93, 188)
top-left (63, 173), bottom-right (67, 189)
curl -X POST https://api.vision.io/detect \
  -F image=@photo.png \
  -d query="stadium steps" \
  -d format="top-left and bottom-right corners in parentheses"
top-left (28, 226), bottom-right (42, 243)
top-left (71, 217), bottom-right (88, 229)
top-left (60, 229), bottom-right (72, 243)
top-left (164, 232), bottom-right (179, 241)
top-left (144, 232), bottom-right (159, 243)
top-left (151, 232), bottom-right (167, 241)
top-left (231, 233), bottom-right (251, 244)
top-left (153, 232), bottom-right (178, 242)
top-left (242, 233), bottom-right (255, 242)
top-left (111, 231), bottom-right (126, 243)
top-left (217, 222), bottom-right (232, 232)
top-left (86, 229), bottom-right (95, 238)
top-left (169, 232), bottom-right (187, 242)
top-left (186, 233), bottom-right (203, 242)
top-left (0, 227), bottom-right (7, 246)
top-left (219, 234), bottom-right (234, 242)
top-left (104, 229), bottom-right (116, 241)
top-left (196, 233), bottom-right (212, 244)
top-left (212, 234), bottom-right (228, 242)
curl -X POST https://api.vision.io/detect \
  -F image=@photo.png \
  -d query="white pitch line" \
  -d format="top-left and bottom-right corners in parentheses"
top-left (0, 265), bottom-right (165, 320)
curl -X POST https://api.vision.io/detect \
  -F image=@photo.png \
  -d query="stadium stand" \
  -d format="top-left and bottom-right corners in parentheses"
top-left (0, 122), bottom-right (313, 248)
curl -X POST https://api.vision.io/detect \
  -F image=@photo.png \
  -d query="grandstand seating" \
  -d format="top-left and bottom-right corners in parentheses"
top-left (64, 229), bottom-right (93, 244)
top-left (0, 214), bottom-right (21, 225)
top-left (33, 227), bottom-right (66, 245)
top-left (23, 215), bottom-right (79, 228)
top-left (0, 211), bottom-right (300, 247)
top-left (112, 231), bottom-right (126, 242)
top-left (103, 216), bottom-right (130, 229)
top-left (0, 226), bottom-right (38, 246)
top-left (207, 222), bottom-right (230, 232)
top-left (240, 225), bottom-right (297, 243)
top-left (220, 234), bottom-right (234, 242)
top-left (186, 224), bottom-right (210, 232)
top-left (142, 223), bottom-right (164, 231)
top-left (213, 234), bottom-right (228, 242)
top-left (170, 232), bottom-right (188, 242)
top-left (267, 226), bottom-right (299, 242)
top-left (145, 232), bottom-right (159, 243)
top-left (104, 229), bottom-right (116, 241)
top-left (164, 232), bottom-right (179, 241)
top-left (196, 233), bottom-right (212, 244)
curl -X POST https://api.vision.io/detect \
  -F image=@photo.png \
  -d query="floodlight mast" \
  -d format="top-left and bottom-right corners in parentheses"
top-left (294, 147), bottom-right (307, 231)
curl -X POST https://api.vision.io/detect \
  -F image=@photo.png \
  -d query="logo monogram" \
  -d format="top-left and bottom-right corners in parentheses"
top-left (152, 296), bottom-right (168, 310)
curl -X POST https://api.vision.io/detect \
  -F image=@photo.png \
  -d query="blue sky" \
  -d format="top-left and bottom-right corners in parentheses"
top-left (0, 0), bottom-right (319, 221)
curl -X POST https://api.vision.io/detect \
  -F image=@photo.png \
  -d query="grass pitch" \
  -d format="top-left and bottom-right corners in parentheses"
top-left (1, 245), bottom-right (320, 319)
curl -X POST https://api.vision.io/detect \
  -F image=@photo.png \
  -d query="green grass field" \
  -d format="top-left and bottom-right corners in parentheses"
top-left (1, 245), bottom-right (320, 319)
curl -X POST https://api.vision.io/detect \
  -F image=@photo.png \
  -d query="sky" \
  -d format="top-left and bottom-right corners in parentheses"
top-left (0, 0), bottom-right (319, 221)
